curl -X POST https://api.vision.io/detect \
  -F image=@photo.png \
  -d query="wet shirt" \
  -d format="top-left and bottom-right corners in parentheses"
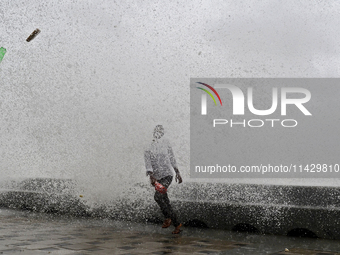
top-left (144, 138), bottom-right (178, 180)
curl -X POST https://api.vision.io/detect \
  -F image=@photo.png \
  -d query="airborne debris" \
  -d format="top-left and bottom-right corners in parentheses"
top-left (0, 47), bottom-right (6, 63)
top-left (26, 29), bottom-right (41, 42)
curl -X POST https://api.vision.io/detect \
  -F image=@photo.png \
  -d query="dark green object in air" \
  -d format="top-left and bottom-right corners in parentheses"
top-left (0, 47), bottom-right (6, 63)
top-left (26, 29), bottom-right (40, 42)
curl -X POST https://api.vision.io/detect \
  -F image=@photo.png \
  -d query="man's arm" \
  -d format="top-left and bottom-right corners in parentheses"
top-left (174, 167), bottom-right (182, 184)
top-left (148, 172), bottom-right (157, 186)
top-left (168, 143), bottom-right (182, 184)
top-left (144, 150), bottom-right (156, 186)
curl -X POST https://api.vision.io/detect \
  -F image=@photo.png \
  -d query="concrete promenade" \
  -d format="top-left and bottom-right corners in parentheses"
top-left (1, 208), bottom-right (340, 254)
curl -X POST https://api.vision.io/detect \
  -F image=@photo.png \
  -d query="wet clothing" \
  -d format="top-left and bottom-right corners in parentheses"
top-left (144, 139), bottom-right (178, 180)
top-left (144, 138), bottom-right (180, 227)
top-left (154, 175), bottom-right (180, 227)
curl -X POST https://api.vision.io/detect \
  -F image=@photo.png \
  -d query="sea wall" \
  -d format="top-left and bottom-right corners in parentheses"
top-left (1, 178), bottom-right (339, 239)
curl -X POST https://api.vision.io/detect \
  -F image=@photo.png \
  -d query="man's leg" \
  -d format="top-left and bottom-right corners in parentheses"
top-left (154, 191), bottom-right (171, 219)
top-left (155, 176), bottom-right (180, 228)
top-left (154, 176), bottom-right (172, 219)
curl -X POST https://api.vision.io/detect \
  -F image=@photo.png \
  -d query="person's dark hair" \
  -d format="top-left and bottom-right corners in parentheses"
top-left (153, 125), bottom-right (164, 139)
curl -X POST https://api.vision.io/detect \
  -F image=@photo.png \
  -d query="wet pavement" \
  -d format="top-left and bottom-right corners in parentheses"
top-left (0, 208), bottom-right (340, 254)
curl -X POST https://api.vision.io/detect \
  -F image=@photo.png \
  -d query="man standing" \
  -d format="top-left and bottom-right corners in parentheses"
top-left (144, 125), bottom-right (183, 234)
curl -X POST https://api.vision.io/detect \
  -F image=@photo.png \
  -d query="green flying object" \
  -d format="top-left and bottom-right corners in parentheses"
top-left (0, 47), bottom-right (6, 63)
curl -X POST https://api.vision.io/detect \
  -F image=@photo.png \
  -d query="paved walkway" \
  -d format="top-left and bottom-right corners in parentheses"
top-left (0, 208), bottom-right (340, 254)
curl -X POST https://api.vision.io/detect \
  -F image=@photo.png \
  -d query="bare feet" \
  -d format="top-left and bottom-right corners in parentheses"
top-left (162, 218), bottom-right (171, 228)
top-left (172, 223), bottom-right (182, 234)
